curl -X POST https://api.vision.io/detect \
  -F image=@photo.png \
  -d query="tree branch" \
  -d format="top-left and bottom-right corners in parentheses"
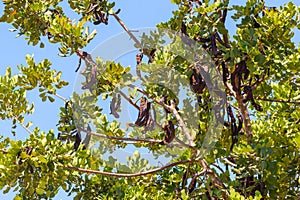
top-left (255, 97), bottom-right (300, 105)
top-left (62, 159), bottom-right (194, 177)
top-left (75, 50), bottom-right (97, 70)
top-left (111, 13), bottom-right (143, 50)
top-left (174, 137), bottom-right (198, 152)
top-left (0, 147), bottom-right (195, 177)
top-left (53, 93), bottom-right (68, 103)
top-left (211, 163), bottom-right (225, 174)
top-left (118, 90), bottom-right (139, 110)
top-left (13, 116), bottom-right (33, 135)
top-left (198, 159), bottom-right (227, 191)
top-left (251, 69), bottom-right (268, 90)
top-left (80, 127), bottom-right (194, 150)
top-left (111, 12), bottom-right (153, 62)
top-left (0, 149), bottom-right (8, 153)
top-left (221, 157), bottom-right (237, 167)
top-left (170, 101), bottom-right (195, 146)
top-left (78, 127), bottom-right (162, 144)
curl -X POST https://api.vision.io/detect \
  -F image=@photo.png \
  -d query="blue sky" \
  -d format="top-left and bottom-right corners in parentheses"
top-left (0, 0), bottom-right (299, 199)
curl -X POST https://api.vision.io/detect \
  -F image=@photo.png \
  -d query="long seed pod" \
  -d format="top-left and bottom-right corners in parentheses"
top-left (160, 120), bottom-right (175, 145)
top-left (135, 97), bottom-right (151, 126)
top-left (110, 94), bottom-right (121, 118)
top-left (74, 131), bottom-right (81, 151)
top-left (82, 124), bottom-right (91, 150)
top-left (136, 53), bottom-right (143, 79)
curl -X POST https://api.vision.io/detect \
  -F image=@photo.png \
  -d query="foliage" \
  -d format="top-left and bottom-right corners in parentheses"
top-left (0, 0), bottom-right (299, 199)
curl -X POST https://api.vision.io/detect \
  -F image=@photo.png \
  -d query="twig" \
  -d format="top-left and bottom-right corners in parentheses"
top-left (171, 103), bottom-right (195, 146)
top-left (111, 12), bottom-right (153, 62)
top-left (53, 93), bottom-right (68, 103)
top-left (228, 102), bottom-right (240, 112)
top-left (62, 159), bottom-right (194, 177)
top-left (81, 127), bottom-right (190, 149)
top-left (198, 159), bottom-right (226, 190)
top-left (251, 69), bottom-right (268, 90)
top-left (0, 149), bottom-right (8, 153)
top-left (174, 137), bottom-right (197, 152)
top-left (211, 163), bottom-right (225, 174)
top-left (27, 4), bottom-right (49, 28)
top-left (13, 116), bottom-right (33, 135)
top-left (221, 157), bottom-right (237, 167)
top-left (118, 90), bottom-right (139, 110)
top-left (78, 128), bottom-right (162, 144)
top-left (195, 169), bottom-right (207, 179)
top-left (75, 50), bottom-right (97, 70)
top-left (111, 13), bottom-right (143, 50)
top-left (81, 126), bottom-right (192, 148)
top-left (256, 98), bottom-right (300, 105)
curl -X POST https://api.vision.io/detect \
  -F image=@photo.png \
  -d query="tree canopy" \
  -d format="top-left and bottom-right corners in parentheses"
top-left (0, 0), bottom-right (299, 199)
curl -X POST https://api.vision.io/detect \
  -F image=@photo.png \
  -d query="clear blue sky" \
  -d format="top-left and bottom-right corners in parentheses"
top-left (0, 0), bottom-right (299, 199)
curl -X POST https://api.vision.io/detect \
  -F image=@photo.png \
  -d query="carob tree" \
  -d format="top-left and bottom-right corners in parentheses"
top-left (0, 0), bottom-right (299, 199)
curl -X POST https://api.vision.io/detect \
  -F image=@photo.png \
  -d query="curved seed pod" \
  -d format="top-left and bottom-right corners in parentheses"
top-left (160, 120), bottom-right (175, 145)
top-left (82, 124), bottom-right (91, 150)
top-left (135, 97), bottom-right (151, 126)
top-left (136, 53), bottom-right (143, 78)
top-left (110, 94), bottom-right (121, 118)
top-left (74, 131), bottom-right (81, 151)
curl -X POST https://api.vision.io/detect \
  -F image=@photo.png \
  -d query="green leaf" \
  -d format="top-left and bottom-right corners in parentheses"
top-left (48, 96), bottom-right (55, 102)
top-left (38, 155), bottom-right (47, 164)
top-left (13, 195), bottom-right (22, 200)
top-left (36, 188), bottom-right (45, 195)
top-left (254, 54), bottom-right (265, 65)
